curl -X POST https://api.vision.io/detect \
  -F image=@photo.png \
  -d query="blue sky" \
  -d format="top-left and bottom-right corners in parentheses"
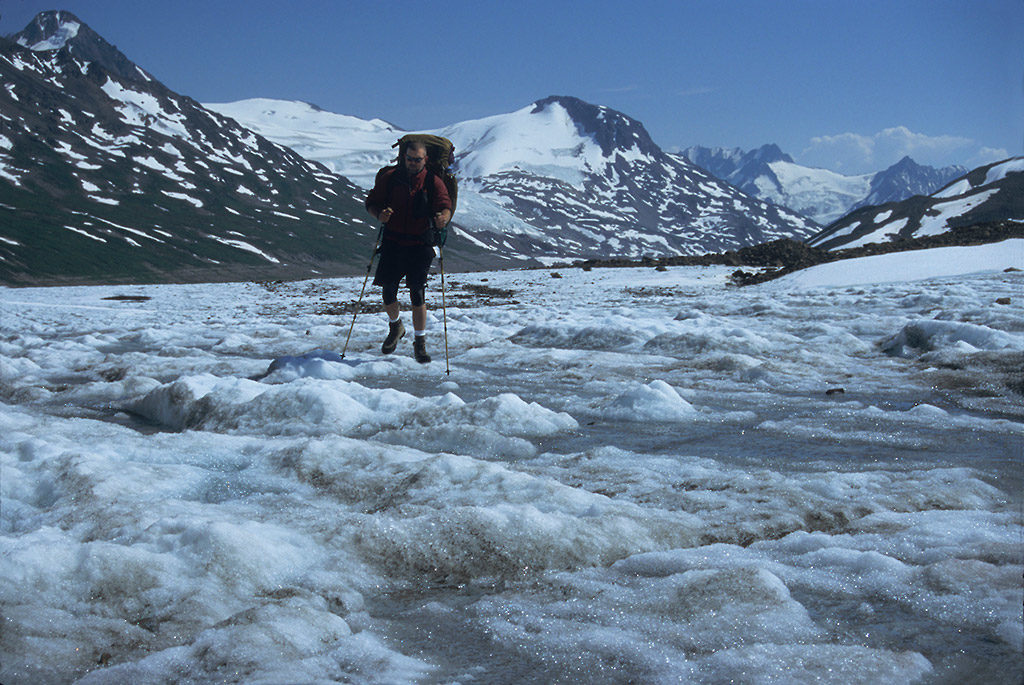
top-left (2, 0), bottom-right (1020, 174)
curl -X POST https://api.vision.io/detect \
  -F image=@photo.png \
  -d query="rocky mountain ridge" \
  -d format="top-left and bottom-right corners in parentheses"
top-left (682, 145), bottom-right (966, 225)
top-left (215, 95), bottom-right (822, 264)
top-left (0, 11), bottom-right (498, 286)
top-left (2, 11), bottom-right (1016, 286)
top-left (807, 156), bottom-right (1024, 251)
top-left (0, 12), bottom-right (385, 284)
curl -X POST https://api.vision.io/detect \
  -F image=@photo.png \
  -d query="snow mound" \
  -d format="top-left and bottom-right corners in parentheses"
top-left (510, 324), bottom-right (641, 350)
top-left (262, 349), bottom-right (363, 381)
top-left (770, 239), bottom-right (1024, 288)
top-left (693, 643), bottom-right (932, 684)
top-left (643, 326), bottom-right (775, 356)
top-left (604, 380), bottom-right (698, 421)
top-left (286, 441), bottom-right (703, 584)
top-left (881, 319), bottom-right (1024, 357)
top-left (130, 375), bottom-right (577, 440)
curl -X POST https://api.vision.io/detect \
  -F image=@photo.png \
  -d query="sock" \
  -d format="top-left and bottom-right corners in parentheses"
top-left (414, 330), bottom-right (426, 338)
top-left (389, 315), bottom-right (401, 324)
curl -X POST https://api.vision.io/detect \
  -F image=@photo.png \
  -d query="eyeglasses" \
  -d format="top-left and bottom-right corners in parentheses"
top-left (406, 156), bottom-right (425, 163)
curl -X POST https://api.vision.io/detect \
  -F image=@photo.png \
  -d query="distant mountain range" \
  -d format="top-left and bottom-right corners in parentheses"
top-left (681, 145), bottom-right (967, 225)
top-left (212, 96), bottom-right (821, 263)
top-left (807, 157), bottom-right (1024, 250)
top-left (0, 3), bottom-right (818, 286)
top-left (218, 98), bottom-right (1023, 259)
top-left (0, 11), bottom-right (1019, 285)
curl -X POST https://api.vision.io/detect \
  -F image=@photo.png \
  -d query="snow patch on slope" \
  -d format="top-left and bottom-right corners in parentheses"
top-left (18, 15), bottom-right (80, 51)
top-left (205, 99), bottom-right (400, 187)
top-left (443, 102), bottom-right (606, 184)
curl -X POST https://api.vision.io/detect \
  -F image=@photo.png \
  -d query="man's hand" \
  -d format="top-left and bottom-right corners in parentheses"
top-left (379, 207), bottom-right (394, 223)
top-left (433, 210), bottom-right (451, 228)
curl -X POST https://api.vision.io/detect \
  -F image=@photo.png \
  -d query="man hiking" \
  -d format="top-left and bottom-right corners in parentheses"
top-left (365, 139), bottom-right (452, 363)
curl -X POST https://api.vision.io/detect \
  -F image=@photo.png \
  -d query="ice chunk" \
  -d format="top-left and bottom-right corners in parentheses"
top-left (604, 379), bottom-right (698, 421)
top-left (881, 319), bottom-right (1022, 357)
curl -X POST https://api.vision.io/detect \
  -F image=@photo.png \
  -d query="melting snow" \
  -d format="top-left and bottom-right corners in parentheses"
top-left (160, 190), bottom-right (203, 208)
top-left (768, 239), bottom-right (1023, 287)
top-left (0, 247), bottom-right (1020, 683)
top-left (208, 236), bottom-right (281, 263)
top-left (20, 18), bottom-right (80, 51)
top-left (916, 189), bottom-right (999, 237)
top-left (100, 79), bottom-right (189, 139)
top-left (61, 225), bottom-right (106, 242)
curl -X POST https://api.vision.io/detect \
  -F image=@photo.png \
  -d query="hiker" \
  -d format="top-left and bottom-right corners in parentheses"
top-left (365, 140), bottom-right (452, 363)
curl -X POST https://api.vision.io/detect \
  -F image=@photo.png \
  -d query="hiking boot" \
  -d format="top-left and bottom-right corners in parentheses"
top-left (413, 336), bottom-right (431, 364)
top-left (382, 320), bottom-right (405, 354)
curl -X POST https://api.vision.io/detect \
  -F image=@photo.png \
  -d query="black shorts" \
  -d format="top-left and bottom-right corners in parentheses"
top-left (373, 241), bottom-right (435, 292)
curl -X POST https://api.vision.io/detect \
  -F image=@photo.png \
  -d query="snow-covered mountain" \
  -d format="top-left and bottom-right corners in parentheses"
top-left (450, 96), bottom-right (822, 258)
top-left (682, 145), bottom-right (966, 225)
top-left (205, 99), bottom-right (402, 189)
top-left (10, 10), bottom-right (1002, 288)
top-left (807, 157), bottom-right (1024, 250)
top-left (856, 155), bottom-right (969, 210)
top-left (2, 12), bottom-right (819, 285)
top-left (0, 11), bottom-right (394, 285)
top-left (681, 144), bottom-right (796, 189)
top-left (211, 96), bottom-right (820, 262)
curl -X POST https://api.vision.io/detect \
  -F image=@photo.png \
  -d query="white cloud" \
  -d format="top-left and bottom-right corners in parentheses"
top-left (799, 126), bottom-right (983, 174)
top-left (968, 146), bottom-right (1012, 169)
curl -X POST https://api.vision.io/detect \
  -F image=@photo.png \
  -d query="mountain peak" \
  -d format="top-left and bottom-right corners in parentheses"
top-left (531, 94), bottom-right (587, 111)
top-left (750, 144), bottom-right (794, 165)
top-left (15, 11), bottom-right (88, 52)
top-left (0, 17), bottom-right (374, 285)
top-left (13, 10), bottom-right (151, 85)
top-left (682, 144), bottom-right (793, 182)
top-left (885, 156), bottom-right (922, 172)
top-left (531, 95), bottom-right (660, 157)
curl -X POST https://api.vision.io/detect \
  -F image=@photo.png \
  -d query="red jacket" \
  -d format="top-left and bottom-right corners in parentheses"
top-left (365, 166), bottom-right (452, 246)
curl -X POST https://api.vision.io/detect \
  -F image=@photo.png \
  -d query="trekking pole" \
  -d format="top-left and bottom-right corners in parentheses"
top-left (439, 244), bottom-right (451, 376)
top-left (341, 225), bottom-right (383, 359)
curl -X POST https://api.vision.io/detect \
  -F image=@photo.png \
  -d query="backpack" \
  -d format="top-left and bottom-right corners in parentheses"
top-left (381, 134), bottom-right (458, 246)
